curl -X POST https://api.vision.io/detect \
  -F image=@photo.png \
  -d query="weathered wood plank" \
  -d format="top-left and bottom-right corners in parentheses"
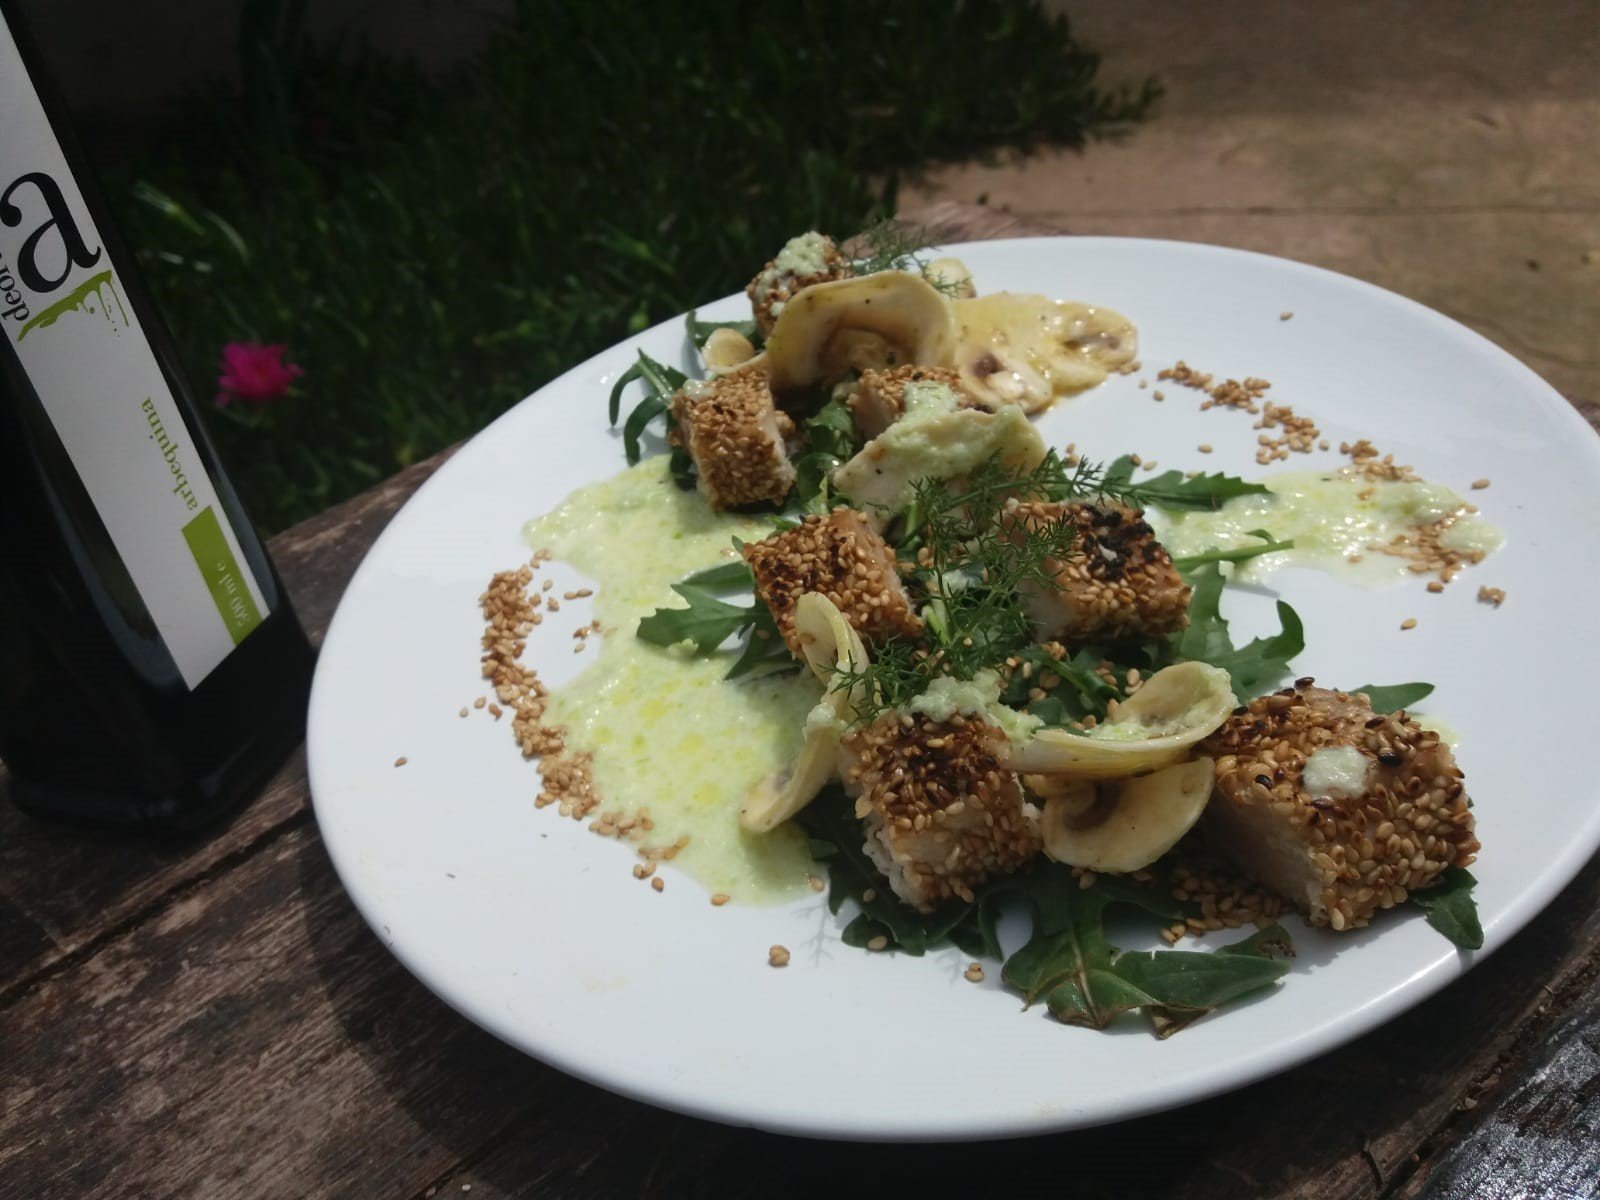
top-left (1400, 964), bottom-right (1600, 1198)
top-left (0, 450), bottom-right (454, 1001)
top-left (1, 798), bottom-right (1591, 1199)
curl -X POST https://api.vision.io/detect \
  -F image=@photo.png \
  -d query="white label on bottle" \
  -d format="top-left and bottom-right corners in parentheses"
top-left (1, 19), bottom-right (270, 689)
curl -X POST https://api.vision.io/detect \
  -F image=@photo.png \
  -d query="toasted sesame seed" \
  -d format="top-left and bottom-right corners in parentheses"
top-left (1197, 444), bottom-right (1213, 454)
top-left (1401, 618), bottom-right (1417, 631)
top-left (867, 935), bottom-right (889, 952)
top-left (1426, 581), bottom-right (1445, 594)
top-left (393, 756), bottom-right (408, 768)
top-left (768, 945), bottom-right (791, 967)
top-left (1471, 478), bottom-right (1490, 490)
top-left (651, 877), bottom-right (665, 893)
top-left (1477, 585), bottom-right (1506, 607)
top-left (711, 893), bottom-right (730, 906)
top-left (964, 963), bottom-right (985, 983)
top-left (473, 697), bottom-right (486, 709)
top-left (458, 707), bottom-right (469, 718)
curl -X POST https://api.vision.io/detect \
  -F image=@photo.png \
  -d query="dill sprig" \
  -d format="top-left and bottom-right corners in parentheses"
top-left (829, 456), bottom-right (1082, 724)
top-left (849, 219), bottom-right (966, 297)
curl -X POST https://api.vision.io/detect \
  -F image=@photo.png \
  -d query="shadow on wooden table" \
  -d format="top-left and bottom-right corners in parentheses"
top-left (292, 824), bottom-right (1599, 1200)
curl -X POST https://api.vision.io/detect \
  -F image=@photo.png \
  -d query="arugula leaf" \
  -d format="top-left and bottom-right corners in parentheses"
top-left (1349, 681), bottom-right (1435, 713)
top-left (791, 396), bottom-right (862, 512)
top-left (635, 584), bottom-right (756, 653)
top-left (606, 360), bottom-right (643, 425)
top-left (686, 308), bottom-right (760, 351)
top-left (1103, 455), bottom-right (1270, 511)
top-left (724, 602), bottom-right (796, 679)
top-left (1004, 870), bottom-right (1184, 1030)
top-left (681, 559), bottom-right (755, 590)
top-left (797, 788), bottom-right (980, 956)
top-left (1169, 563), bottom-right (1304, 696)
top-left (614, 351), bottom-right (691, 466)
top-left (1119, 923), bottom-right (1295, 1037)
top-left (1408, 867), bottom-right (1483, 949)
top-left (1174, 530), bottom-right (1295, 571)
top-left (621, 395), bottom-right (668, 465)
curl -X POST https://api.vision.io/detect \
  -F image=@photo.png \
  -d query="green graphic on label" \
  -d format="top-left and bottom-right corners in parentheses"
top-left (181, 506), bottom-right (263, 645)
top-left (16, 268), bottom-right (127, 340)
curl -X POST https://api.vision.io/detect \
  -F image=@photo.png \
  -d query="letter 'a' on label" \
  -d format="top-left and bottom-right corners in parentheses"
top-left (0, 17), bottom-right (270, 689)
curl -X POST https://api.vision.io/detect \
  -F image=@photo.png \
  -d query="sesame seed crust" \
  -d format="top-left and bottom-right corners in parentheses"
top-left (846, 364), bottom-right (979, 439)
top-left (743, 507), bottom-right (922, 657)
top-left (670, 371), bottom-right (796, 511)
top-left (1199, 683), bottom-right (1479, 931)
top-left (1004, 500), bottom-right (1191, 644)
top-left (745, 235), bottom-right (853, 336)
top-left (842, 712), bottom-right (1042, 913)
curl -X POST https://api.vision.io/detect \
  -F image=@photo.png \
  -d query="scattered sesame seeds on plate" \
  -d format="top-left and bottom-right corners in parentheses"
top-left (308, 238), bottom-right (1600, 1141)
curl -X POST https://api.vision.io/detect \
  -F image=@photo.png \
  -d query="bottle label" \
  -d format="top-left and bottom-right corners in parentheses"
top-left (0, 19), bottom-right (270, 689)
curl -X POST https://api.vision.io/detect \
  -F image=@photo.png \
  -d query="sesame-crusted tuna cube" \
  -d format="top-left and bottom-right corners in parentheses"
top-left (1199, 683), bottom-right (1479, 931)
top-left (670, 372), bottom-right (796, 510)
top-left (846, 364), bottom-right (977, 439)
top-left (842, 712), bottom-right (1042, 912)
top-left (1005, 500), bottom-right (1190, 644)
top-left (743, 508), bottom-right (922, 658)
top-left (746, 232), bottom-right (854, 337)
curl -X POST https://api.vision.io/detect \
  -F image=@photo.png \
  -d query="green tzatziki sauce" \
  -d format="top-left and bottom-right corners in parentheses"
top-left (1145, 470), bottom-right (1502, 585)
top-left (523, 456), bottom-right (819, 903)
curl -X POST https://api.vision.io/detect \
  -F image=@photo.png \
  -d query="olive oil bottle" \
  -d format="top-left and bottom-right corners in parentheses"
top-left (0, 6), bottom-right (314, 831)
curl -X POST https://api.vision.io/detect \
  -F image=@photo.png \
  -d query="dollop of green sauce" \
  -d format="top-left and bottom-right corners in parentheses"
top-left (1146, 469), bottom-right (1503, 585)
top-left (524, 457), bottom-right (820, 903)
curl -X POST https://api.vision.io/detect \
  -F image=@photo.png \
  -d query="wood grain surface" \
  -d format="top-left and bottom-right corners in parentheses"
top-left (2, 204), bottom-right (1596, 1200)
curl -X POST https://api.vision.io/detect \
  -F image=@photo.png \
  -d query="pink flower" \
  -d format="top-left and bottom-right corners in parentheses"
top-left (215, 342), bottom-right (303, 406)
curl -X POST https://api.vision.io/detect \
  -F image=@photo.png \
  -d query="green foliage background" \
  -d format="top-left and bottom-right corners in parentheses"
top-left (119, 0), bottom-right (1157, 531)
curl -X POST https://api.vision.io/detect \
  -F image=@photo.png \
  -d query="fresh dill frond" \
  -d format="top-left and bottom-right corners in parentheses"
top-left (849, 219), bottom-right (966, 297)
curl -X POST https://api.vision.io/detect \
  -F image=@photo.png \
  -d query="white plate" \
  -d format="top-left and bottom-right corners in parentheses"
top-left (308, 238), bottom-right (1600, 1140)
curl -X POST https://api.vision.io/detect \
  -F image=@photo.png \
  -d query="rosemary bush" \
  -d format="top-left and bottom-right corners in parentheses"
top-left (119, 0), bottom-right (1157, 531)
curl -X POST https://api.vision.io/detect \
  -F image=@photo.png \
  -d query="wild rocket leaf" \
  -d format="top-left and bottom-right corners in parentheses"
top-left (1168, 562), bottom-right (1304, 696)
top-left (1102, 455), bottom-right (1269, 511)
top-left (1408, 867), bottom-right (1483, 950)
top-left (1001, 869), bottom-right (1184, 1028)
top-left (621, 394), bottom-right (668, 464)
top-left (686, 308), bottom-right (760, 351)
top-left (1349, 681), bottom-right (1435, 714)
top-left (791, 395), bottom-right (862, 512)
top-left (681, 558), bottom-right (755, 590)
top-left (723, 601), bottom-right (795, 679)
top-left (796, 788), bottom-right (980, 956)
top-left (635, 584), bottom-right (757, 653)
top-left (1173, 530), bottom-right (1295, 572)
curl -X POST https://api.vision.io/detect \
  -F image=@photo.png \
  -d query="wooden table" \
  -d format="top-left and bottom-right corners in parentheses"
top-left (3, 206), bottom-right (1596, 1200)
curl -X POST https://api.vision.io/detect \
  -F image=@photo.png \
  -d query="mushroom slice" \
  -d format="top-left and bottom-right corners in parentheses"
top-left (831, 406), bottom-right (1046, 530)
top-left (1039, 758), bottom-right (1215, 873)
top-left (924, 257), bottom-right (976, 299)
top-left (701, 327), bottom-right (759, 374)
top-left (953, 293), bottom-right (1137, 413)
top-left (1003, 662), bottom-right (1236, 780)
top-left (739, 594), bottom-right (871, 833)
top-left (764, 271), bottom-right (957, 397)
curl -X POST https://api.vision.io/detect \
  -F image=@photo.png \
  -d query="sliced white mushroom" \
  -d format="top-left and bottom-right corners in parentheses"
top-left (764, 271), bottom-right (957, 396)
top-left (831, 405), bottom-right (1046, 529)
top-left (739, 594), bottom-right (872, 833)
top-left (1003, 662), bottom-right (1236, 780)
top-left (701, 327), bottom-right (759, 373)
top-left (952, 293), bottom-right (1137, 413)
top-left (924, 256), bottom-right (976, 299)
top-left (1039, 757), bottom-right (1216, 873)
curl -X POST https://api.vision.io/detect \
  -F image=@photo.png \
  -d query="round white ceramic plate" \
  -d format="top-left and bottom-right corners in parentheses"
top-left (308, 238), bottom-right (1600, 1141)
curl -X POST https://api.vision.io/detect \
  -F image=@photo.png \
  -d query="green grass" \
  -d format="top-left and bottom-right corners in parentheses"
top-left (117, 0), bottom-right (1157, 531)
